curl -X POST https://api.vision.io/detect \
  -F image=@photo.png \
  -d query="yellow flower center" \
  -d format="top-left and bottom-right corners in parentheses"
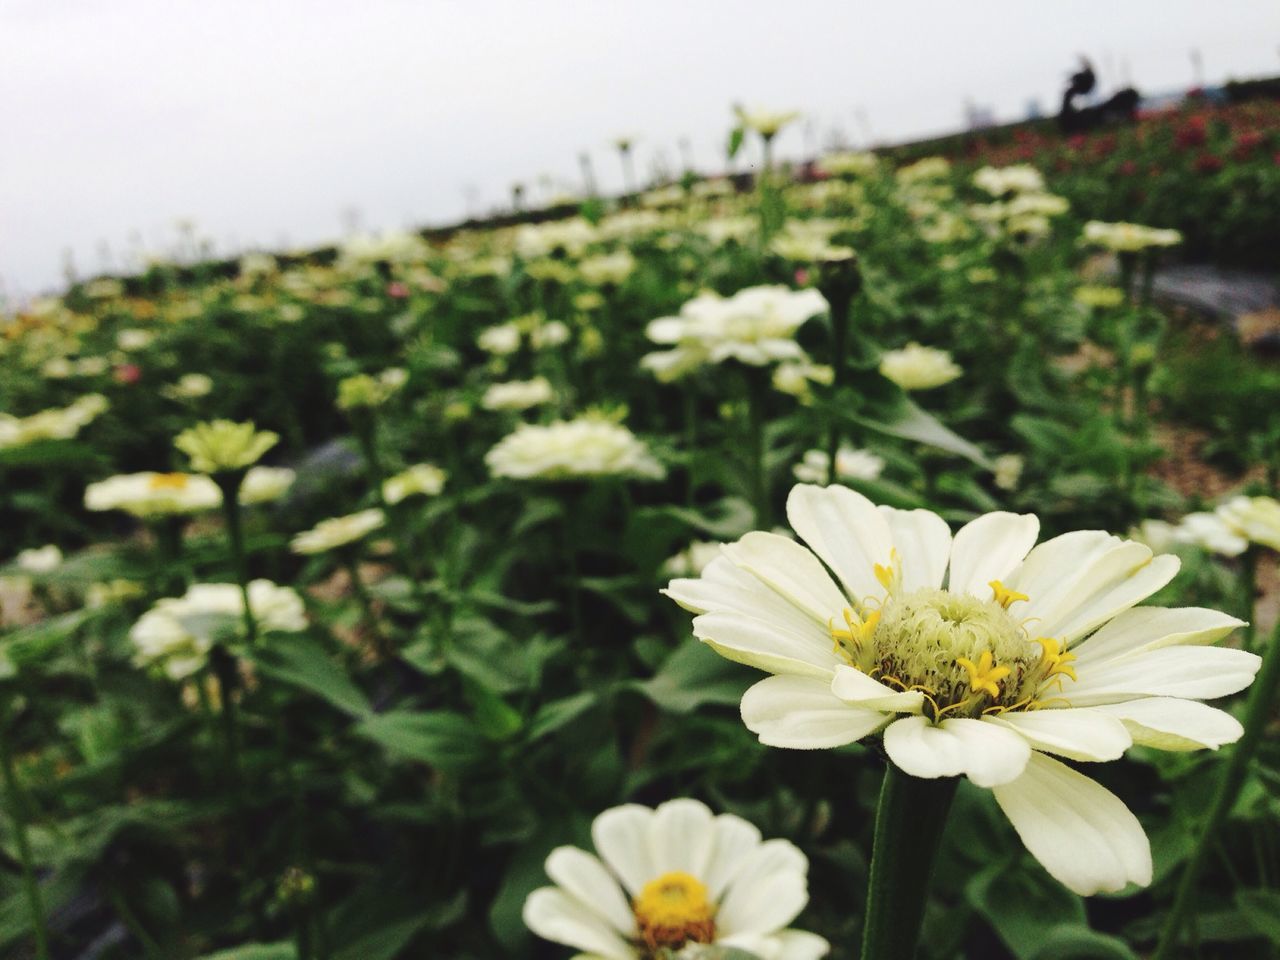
top-left (829, 582), bottom-right (1078, 719)
top-left (149, 472), bottom-right (191, 491)
top-left (633, 871), bottom-right (716, 952)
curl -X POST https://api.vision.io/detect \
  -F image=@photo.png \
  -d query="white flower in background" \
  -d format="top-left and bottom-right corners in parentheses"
top-left (772, 360), bottom-right (834, 400)
top-left (663, 541), bottom-right (725, 579)
top-left (486, 417), bottom-right (664, 481)
top-left (735, 106), bottom-right (801, 139)
top-left (382, 464), bottom-right (447, 505)
top-left (238, 252), bottom-right (278, 277)
top-left (131, 580), bottom-right (306, 680)
top-left (85, 472), bottom-right (222, 517)
top-left (290, 508), bottom-right (386, 555)
top-left (879, 342), bottom-right (961, 391)
top-left (0, 394), bottom-right (109, 450)
top-left (639, 184), bottom-right (687, 209)
top-left (337, 231), bottom-right (430, 268)
top-left (993, 454), bottom-right (1024, 492)
top-left (482, 377), bottom-right (556, 411)
top-left (1129, 519), bottom-right (1180, 555)
top-left (578, 251), bottom-right (637, 286)
top-left (116, 328), bottom-right (155, 351)
top-left (515, 218), bottom-right (598, 259)
top-left (642, 286), bottom-right (829, 382)
top-left (1083, 221), bottom-right (1182, 253)
top-left (176, 420), bottom-right (279, 475)
top-left (1007, 192), bottom-right (1070, 218)
top-left (817, 151), bottom-right (880, 178)
top-left (697, 216), bottom-right (758, 247)
top-left (895, 156), bottom-right (951, 184)
top-left (769, 223), bottom-right (855, 263)
top-left (16, 545), bottom-right (62, 574)
top-left (1216, 495), bottom-right (1280, 552)
top-left (664, 484), bottom-right (1260, 895)
top-left (523, 799), bottom-right (828, 960)
top-left (1174, 512), bottom-right (1248, 557)
top-left (161, 373), bottom-right (214, 400)
top-left (337, 368), bottom-right (408, 410)
top-left (239, 466), bottom-right (296, 505)
top-left (973, 165), bottom-right (1045, 196)
top-left (531, 320), bottom-right (572, 349)
top-left (479, 322), bottom-right (522, 356)
top-left (792, 448), bottom-right (886, 485)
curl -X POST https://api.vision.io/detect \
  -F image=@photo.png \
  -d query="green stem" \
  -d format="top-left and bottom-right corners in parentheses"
top-left (861, 765), bottom-right (958, 960)
top-left (210, 648), bottom-right (248, 871)
top-left (0, 701), bottom-right (50, 960)
top-left (344, 554), bottom-right (389, 658)
top-left (1153, 616), bottom-right (1280, 960)
top-left (217, 474), bottom-right (257, 644)
top-left (745, 370), bottom-right (770, 528)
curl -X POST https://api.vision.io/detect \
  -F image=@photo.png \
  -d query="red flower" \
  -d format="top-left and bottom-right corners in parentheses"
top-left (1175, 116), bottom-right (1208, 149)
top-left (113, 363), bottom-right (141, 385)
top-left (387, 282), bottom-right (409, 299)
top-left (794, 269), bottom-right (810, 287)
top-left (1119, 160), bottom-right (1138, 176)
top-left (1194, 153), bottom-right (1224, 174)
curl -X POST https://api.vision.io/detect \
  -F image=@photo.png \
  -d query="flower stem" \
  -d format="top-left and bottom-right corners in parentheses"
top-left (344, 554), bottom-right (389, 658)
top-left (0, 700), bottom-right (50, 960)
top-left (1153, 616), bottom-right (1280, 960)
top-left (861, 765), bottom-right (958, 960)
top-left (216, 474), bottom-right (257, 645)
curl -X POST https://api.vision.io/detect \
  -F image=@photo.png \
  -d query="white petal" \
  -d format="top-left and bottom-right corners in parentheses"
top-left (704, 814), bottom-right (763, 900)
top-left (1093, 697), bottom-right (1244, 751)
top-left (1062, 646), bottom-right (1262, 706)
top-left (1042, 555), bottom-right (1180, 643)
top-left (877, 506), bottom-right (952, 592)
top-left (830, 664), bottom-right (924, 713)
top-left (693, 612), bottom-right (840, 678)
top-left (765, 930), bottom-right (832, 960)
top-left (1070, 607), bottom-right (1246, 665)
top-left (991, 708), bottom-right (1131, 762)
top-left (741, 675), bottom-right (888, 749)
top-left (716, 839), bottom-right (809, 936)
top-left (522, 887), bottom-right (634, 960)
top-left (544, 847), bottom-right (634, 934)
top-left (722, 531), bottom-right (850, 623)
top-left (648, 798), bottom-right (715, 879)
top-left (785, 484), bottom-right (893, 606)
top-left (883, 715), bottom-right (1031, 787)
top-left (946, 512), bottom-right (1039, 598)
top-left (665, 556), bottom-right (827, 640)
top-left (591, 804), bottom-right (655, 896)
top-left (992, 753), bottom-right (1152, 895)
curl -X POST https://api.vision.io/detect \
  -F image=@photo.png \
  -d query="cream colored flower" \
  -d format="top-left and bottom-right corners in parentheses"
top-left (486, 417), bottom-right (664, 481)
top-left (479, 323), bottom-right (522, 356)
top-left (735, 106), bottom-right (801, 139)
top-left (1083, 221), bottom-right (1182, 253)
top-left (176, 420), bottom-right (279, 475)
top-left (663, 541), bottom-right (725, 578)
top-left (642, 286), bottom-right (828, 382)
top-left (0, 394), bottom-right (109, 449)
top-left (239, 466), bottom-right (296, 505)
top-left (792, 448), bottom-right (885, 485)
top-left (772, 360), bottom-right (834, 400)
top-left (85, 472), bottom-right (222, 517)
top-left (161, 373), bottom-right (214, 400)
top-left (993, 454), bottom-right (1024, 492)
top-left (879, 343), bottom-right (961, 391)
top-left (664, 484), bottom-right (1259, 896)
top-left (482, 377), bottom-right (556, 412)
top-left (524, 799), bottom-right (828, 960)
top-left (382, 464), bottom-right (447, 505)
top-left (973, 165), bottom-right (1045, 196)
top-left (578, 251), bottom-right (637, 286)
top-left (16, 545), bottom-right (62, 574)
top-left (116, 328), bottom-right (155, 351)
top-left (817, 151), bottom-right (880, 178)
top-left (131, 579), bottom-right (306, 680)
top-left (337, 369), bottom-right (407, 410)
top-left (1216, 496), bottom-right (1280, 552)
top-left (1174, 512), bottom-right (1248, 557)
top-left (290, 509), bottom-right (386, 555)
top-left (531, 320), bottom-right (572, 350)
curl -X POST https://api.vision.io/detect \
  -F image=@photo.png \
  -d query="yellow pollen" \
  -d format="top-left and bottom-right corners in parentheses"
top-left (633, 871), bottom-right (716, 951)
top-left (955, 650), bottom-right (1011, 699)
top-left (874, 549), bottom-right (901, 593)
top-left (989, 580), bottom-right (1028, 610)
top-left (1034, 637), bottom-right (1078, 683)
top-left (829, 607), bottom-right (880, 661)
top-left (148, 472), bottom-right (191, 491)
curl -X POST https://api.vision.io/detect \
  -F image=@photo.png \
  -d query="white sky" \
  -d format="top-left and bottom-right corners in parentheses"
top-left (3, 0), bottom-right (1278, 301)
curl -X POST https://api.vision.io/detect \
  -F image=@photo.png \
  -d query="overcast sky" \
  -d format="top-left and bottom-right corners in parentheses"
top-left (3, 0), bottom-right (1278, 302)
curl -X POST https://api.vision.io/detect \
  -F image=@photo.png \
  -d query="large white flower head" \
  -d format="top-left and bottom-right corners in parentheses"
top-left (663, 484), bottom-right (1261, 896)
top-left (878, 342), bottom-right (961, 391)
top-left (486, 416), bottom-right (664, 481)
top-left (642, 286), bottom-right (828, 382)
top-left (523, 799), bottom-right (828, 960)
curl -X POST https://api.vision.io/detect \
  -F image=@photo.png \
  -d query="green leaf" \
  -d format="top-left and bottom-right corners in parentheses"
top-left (1030, 926), bottom-right (1139, 960)
top-left (847, 392), bottom-right (993, 469)
top-left (246, 634), bottom-right (372, 718)
top-left (463, 678), bottom-right (523, 740)
top-left (355, 711), bottom-right (488, 772)
top-left (525, 691), bottom-right (598, 742)
top-left (633, 642), bottom-right (752, 714)
top-left (193, 944), bottom-right (297, 960)
top-left (967, 861), bottom-right (1085, 959)
top-left (727, 126), bottom-right (745, 160)
top-left (1237, 888), bottom-right (1280, 944)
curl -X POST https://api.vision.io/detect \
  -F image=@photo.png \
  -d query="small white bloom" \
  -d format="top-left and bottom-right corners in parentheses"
top-left (879, 343), bottom-right (961, 391)
top-left (1216, 496), bottom-right (1280, 552)
top-left (239, 466), bottom-right (296, 505)
top-left (973, 165), bottom-right (1045, 196)
top-left (993, 454), bottom-right (1024, 492)
top-left (85, 472), bottom-right (222, 517)
top-left (291, 509), bottom-right (386, 555)
top-left (792, 448), bottom-right (885, 485)
top-left (479, 323), bottom-right (522, 356)
top-left (16, 545), bottom-right (62, 574)
top-left (523, 798), bottom-right (828, 959)
top-left (382, 464), bottom-right (447, 505)
top-left (531, 320), bottom-right (571, 349)
top-left (486, 417), bottom-right (664, 481)
top-left (663, 541), bottom-right (724, 578)
top-left (578, 251), bottom-right (636, 286)
top-left (1175, 512), bottom-right (1248, 557)
top-left (773, 361), bottom-right (833, 400)
top-left (161, 373), bottom-right (214, 400)
top-left (1083, 221), bottom-right (1182, 253)
top-left (116, 328), bottom-right (155, 351)
top-left (482, 377), bottom-right (556, 412)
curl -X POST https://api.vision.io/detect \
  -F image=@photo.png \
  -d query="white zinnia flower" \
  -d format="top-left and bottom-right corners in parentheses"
top-left (663, 541), bottom-right (725, 578)
top-left (663, 484), bottom-right (1261, 896)
top-left (239, 466), bottom-right (296, 505)
top-left (523, 799), bottom-right (828, 960)
top-left (16, 545), bottom-right (63, 574)
top-left (486, 417), bottom-right (664, 481)
top-left (531, 320), bottom-right (571, 349)
top-left (131, 580), bottom-right (306, 680)
top-left (1216, 495), bottom-right (1280, 552)
top-left (972, 165), bottom-right (1045, 197)
top-left (578, 251), bottom-right (637, 286)
top-left (642, 286), bottom-right (828, 382)
top-left (290, 508), bottom-right (386, 555)
top-left (1174, 512), bottom-right (1248, 557)
top-left (1083, 221), bottom-right (1182, 253)
top-left (85, 472), bottom-right (222, 517)
top-left (482, 377), bottom-right (556, 412)
top-left (792, 448), bottom-right (885, 485)
top-left (479, 323), bottom-right (522, 356)
top-left (878, 343), bottom-right (961, 391)
top-left (382, 464), bottom-right (447, 505)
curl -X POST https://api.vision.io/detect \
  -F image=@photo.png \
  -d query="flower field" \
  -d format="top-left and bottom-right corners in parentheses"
top-left (3, 105), bottom-right (1280, 960)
